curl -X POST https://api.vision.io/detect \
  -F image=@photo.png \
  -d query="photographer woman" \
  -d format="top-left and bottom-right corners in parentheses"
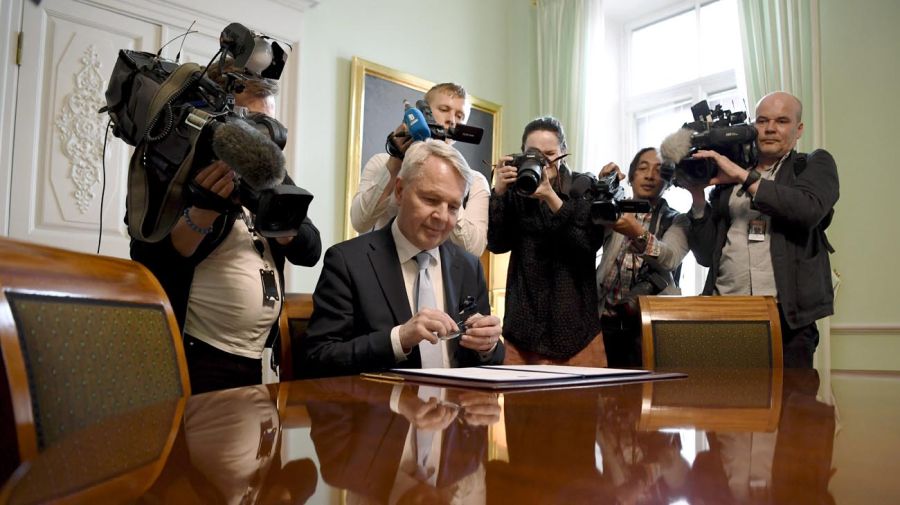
top-left (488, 116), bottom-right (606, 366)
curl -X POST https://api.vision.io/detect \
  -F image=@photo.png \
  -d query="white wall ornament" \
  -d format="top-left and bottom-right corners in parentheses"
top-left (55, 45), bottom-right (108, 214)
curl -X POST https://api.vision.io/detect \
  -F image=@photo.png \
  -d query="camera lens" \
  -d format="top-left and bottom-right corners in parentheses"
top-left (515, 158), bottom-right (543, 196)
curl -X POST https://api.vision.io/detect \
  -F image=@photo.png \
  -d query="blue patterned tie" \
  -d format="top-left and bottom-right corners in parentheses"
top-left (414, 252), bottom-right (443, 368)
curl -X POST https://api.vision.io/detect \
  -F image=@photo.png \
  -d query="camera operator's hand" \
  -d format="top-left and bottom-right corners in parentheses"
top-left (493, 155), bottom-right (518, 196)
top-left (388, 124), bottom-right (413, 167)
top-left (171, 161), bottom-right (235, 257)
top-left (458, 313), bottom-right (502, 353)
top-left (530, 163), bottom-right (564, 213)
top-left (398, 309), bottom-right (459, 352)
top-left (600, 162), bottom-right (626, 180)
top-left (692, 150), bottom-right (746, 186)
top-left (612, 213), bottom-right (645, 239)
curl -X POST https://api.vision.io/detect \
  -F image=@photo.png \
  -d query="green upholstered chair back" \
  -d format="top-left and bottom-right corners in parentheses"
top-left (0, 237), bottom-right (189, 475)
top-left (638, 295), bottom-right (783, 370)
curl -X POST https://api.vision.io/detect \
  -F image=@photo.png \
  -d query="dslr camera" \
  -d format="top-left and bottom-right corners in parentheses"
top-left (585, 172), bottom-right (651, 225)
top-left (101, 22), bottom-right (313, 241)
top-left (505, 148), bottom-right (550, 196)
top-left (661, 100), bottom-right (758, 187)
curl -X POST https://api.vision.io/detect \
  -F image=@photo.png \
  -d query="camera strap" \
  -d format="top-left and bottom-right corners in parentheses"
top-left (126, 63), bottom-right (205, 242)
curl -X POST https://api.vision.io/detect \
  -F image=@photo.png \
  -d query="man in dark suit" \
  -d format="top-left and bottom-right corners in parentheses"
top-left (299, 140), bottom-right (504, 377)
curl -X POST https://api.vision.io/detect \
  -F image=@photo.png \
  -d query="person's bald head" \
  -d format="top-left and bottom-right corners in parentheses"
top-left (754, 91), bottom-right (804, 164)
top-left (756, 91), bottom-right (803, 122)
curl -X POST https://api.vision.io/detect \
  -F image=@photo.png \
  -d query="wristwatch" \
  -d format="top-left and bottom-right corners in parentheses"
top-left (633, 229), bottom-right (649, 246)
top-left (739, 169), bottom-right (761, 196)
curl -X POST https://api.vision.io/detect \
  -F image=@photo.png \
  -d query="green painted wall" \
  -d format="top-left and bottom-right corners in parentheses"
top-left (292, 0), bottom-right (537, 292)
top-left (820, 0), bottom-right (900, 370)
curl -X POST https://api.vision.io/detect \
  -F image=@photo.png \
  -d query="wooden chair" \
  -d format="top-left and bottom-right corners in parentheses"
top-left (638, 295), bottom-right (783, 370)
top-left (277, 293), bottom-right (314, 381)
top-left (0, 237), bottom-right (190, 482)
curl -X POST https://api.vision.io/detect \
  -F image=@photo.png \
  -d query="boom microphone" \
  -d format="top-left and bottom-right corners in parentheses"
top-left (212, 119), bottom-right (286, 189)
top-left (660, 128), bottom-right (693, 166)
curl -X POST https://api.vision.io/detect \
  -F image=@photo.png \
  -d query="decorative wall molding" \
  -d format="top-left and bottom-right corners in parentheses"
top-left (831, 324), bottom-right (900, 335)
top-left (55, 45), bottom-right (108, 214)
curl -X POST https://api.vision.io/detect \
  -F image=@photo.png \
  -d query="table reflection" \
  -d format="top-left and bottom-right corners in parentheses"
top-left (304, 376), bottom-right (499, 505)
top-left (0, 369), bottom-right (846, 505)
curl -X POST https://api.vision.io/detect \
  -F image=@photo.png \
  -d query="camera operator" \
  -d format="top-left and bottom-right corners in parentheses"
top-left (350, 83), bottom-right (490, 255)
top-left (596, 148), bottom-right (690, 367)
top-left (131, 62), bottom-right (322, 394)
top-left (488, 116), bottom-right (607, 366)
top-left (684, 91), bottom-right (839, 368)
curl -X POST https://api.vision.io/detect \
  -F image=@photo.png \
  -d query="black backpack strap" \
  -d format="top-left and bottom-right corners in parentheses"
top-left (127, 63), bottom-right (207, 242)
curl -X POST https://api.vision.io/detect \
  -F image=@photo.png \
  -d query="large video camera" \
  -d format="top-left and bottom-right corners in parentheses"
top-left (660, 100), bottom-right (758, 187)
top-left (586, 172), bottom-right (651, 225)
top-left (101, 23), bottom-right (312, 242)
top-left (402, 100), bottom-right (484, 144)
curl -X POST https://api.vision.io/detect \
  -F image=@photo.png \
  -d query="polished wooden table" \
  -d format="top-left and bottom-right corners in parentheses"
top-left (2, 368), bottom-right (899, 504)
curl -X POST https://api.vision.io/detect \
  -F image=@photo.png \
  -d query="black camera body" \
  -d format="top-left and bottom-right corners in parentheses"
top-left (586, 172), bottom-right (652, 225)
top-left (611, 261), bottom-right (672, 318)
top-left (665, 100), bottom-right (758, 187)
top-left (102, 23), bottom-right (312, 241)
top-left (506, 148), bottom-right (548, 196)
top-left (406, 100), bottom-right (484, 144)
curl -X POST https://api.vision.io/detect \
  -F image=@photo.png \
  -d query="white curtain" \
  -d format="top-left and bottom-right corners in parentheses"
top-left (738, 0), bottom-right (823, 151)
top-left (535, 0), bottom-right (603, 171)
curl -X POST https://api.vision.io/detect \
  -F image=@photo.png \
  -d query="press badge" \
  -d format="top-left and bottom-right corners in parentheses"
top-left (748, 219), bottom-right (767, 242)
top-left (260, 268), bottom-right (279, 304)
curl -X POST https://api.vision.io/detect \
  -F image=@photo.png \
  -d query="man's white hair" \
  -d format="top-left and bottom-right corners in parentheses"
top-left (398, 140), bottom-right (473, 196)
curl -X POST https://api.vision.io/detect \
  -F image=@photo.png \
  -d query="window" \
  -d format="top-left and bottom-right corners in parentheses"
top-left (624, 0), bottom-right (746, 295)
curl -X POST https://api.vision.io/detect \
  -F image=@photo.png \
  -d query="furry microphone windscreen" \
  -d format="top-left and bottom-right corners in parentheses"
top-left (212, 119), bottom-right (286, 189)
top-left (659, 128), bottom-right (694, 166)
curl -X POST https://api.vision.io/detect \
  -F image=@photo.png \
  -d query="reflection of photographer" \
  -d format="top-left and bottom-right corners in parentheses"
top-left (130, 57), bottom-right (322, 394)
top-left (489, 116), bottom-right (607, 366)
top-left (596, 148), bottom-right (690, 368)
top-left (350, 83), bottom-right (490, 256)
top-left (681, 91), bottom-right (839, 369)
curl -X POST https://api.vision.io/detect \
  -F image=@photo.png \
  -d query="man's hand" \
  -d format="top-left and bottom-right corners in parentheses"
top-left (458, 313), bottom-right (502, 352)
top-left (612, 213), bottom-right (644, 239)
top-left (493, 155), bottom-right (517, 196)
top-left (600, 162), bottom-right (626, 180)
top-left (388, 124), bottom-right (413, 166)
top-left (692, 150), bottom-right (745, 186)
top-left (398, 309), bottom-right (459, 351)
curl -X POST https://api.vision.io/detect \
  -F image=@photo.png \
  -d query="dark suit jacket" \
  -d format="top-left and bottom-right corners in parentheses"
top-left (297, 225), bottom-right (504, 377)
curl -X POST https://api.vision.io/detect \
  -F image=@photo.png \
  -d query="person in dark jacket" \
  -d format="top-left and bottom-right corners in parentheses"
top-left (131, 64), bottom-right (321, 393)
top-left (686, 91), bottom-right (839, 368)
top-left (488, 116), bottom-right (607, 366)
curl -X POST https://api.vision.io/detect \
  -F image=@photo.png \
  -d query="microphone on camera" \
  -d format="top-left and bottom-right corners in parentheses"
top-left (660, 128), bottom-right (693, 166)
top-left (212, 119), bottom-right (286, 189)
top-left (403, 102), bottom-right (432, 141)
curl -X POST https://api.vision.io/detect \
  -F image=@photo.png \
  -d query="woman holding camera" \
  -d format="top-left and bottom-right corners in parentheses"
top-left (488, 116), bottom-right (607, 366)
